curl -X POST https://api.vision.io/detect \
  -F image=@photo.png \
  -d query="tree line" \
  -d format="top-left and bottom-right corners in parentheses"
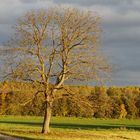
top-left (0, 81), bottom-right (140, 119)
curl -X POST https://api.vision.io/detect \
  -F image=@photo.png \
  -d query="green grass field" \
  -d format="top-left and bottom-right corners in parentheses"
top-left (0, 116), bottom-right (140, 140)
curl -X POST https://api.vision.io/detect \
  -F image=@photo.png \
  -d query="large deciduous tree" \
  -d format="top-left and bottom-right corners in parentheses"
top-left (3, 7), bottom-right (110, 134)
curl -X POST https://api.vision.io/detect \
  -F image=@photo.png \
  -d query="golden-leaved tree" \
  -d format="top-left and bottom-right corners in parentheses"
top-left (2, 7), bottom-right (110, 134)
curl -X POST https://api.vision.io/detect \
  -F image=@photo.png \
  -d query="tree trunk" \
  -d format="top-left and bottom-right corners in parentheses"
top-left (41, 100), bottom-right (52, 134)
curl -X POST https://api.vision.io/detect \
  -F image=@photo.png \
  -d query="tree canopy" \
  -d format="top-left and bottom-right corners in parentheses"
top-left (1, 7), bottom-right (110, 134)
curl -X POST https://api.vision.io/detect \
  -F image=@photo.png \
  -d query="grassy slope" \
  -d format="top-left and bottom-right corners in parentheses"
top-left (0, 116), bottom-right (140, 140)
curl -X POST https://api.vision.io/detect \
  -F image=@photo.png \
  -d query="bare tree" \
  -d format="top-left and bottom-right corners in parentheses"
top-left (2, 7), bottom-right (110, 134)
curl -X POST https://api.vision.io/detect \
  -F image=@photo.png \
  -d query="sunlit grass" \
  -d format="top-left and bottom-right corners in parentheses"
top-left (0, 116), bottom-right (140, 140)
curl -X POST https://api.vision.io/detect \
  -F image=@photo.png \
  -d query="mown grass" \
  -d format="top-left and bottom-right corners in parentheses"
top-left (0, 116), bottom-right (140, 140)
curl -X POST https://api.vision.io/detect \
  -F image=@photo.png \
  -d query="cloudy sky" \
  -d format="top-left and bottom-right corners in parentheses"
top-left (0, 0), bottom-right (140, 86)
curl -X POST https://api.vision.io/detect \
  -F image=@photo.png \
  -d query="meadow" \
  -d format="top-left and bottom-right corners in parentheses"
top-left (0, 116), bottom-right (140, 140)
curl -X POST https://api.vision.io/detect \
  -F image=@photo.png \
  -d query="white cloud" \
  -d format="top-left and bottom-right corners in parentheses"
top-left (0, 0), bottom-right (54, 24)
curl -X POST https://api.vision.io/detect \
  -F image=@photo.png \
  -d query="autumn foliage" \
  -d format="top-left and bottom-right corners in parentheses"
top-left (0, 81), bottom-right (140, 119)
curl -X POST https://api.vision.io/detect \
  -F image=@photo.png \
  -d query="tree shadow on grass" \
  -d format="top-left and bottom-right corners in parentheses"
top-left (1, 120), bottom-right (140, 131)
top-left (0, 120), bottom-right (42, 126)
top-left (51, 123), bottom-right (140, 131)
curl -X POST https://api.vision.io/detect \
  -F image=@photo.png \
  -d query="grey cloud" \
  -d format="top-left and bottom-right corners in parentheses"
top-left (0, 0), bottom-right (54, 24)
top-left (112, 68), bottom-right (140, 86)
top-left (0, 0), bottom-right (140, 86)
top-left (20, 0), bottom-right (40, 3)
top-left (0, 0), bottom-right (54, 43)
top-left (53, 0), bottom-right (134, 6)
top-left (103, 31), bottom-right (140, 45)
top-left (0, 24), bottom-right (13, 44)
top-left (20, 0), bottom-right (47, 4)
